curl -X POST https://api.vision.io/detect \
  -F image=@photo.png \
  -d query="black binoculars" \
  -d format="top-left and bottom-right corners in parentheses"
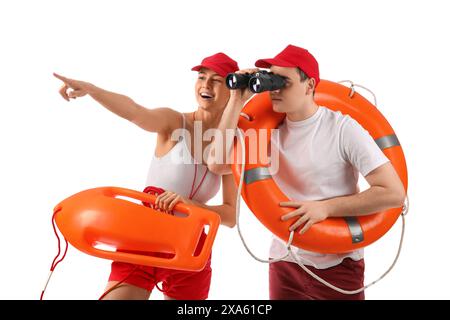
top-left (225, 71), bottom-right (286, 93)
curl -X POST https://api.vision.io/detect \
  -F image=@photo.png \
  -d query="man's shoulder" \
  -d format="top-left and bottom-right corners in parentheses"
top-left (318, 106), bottom-right (352, 128)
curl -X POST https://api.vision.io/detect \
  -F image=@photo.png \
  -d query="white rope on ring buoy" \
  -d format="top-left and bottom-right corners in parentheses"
top-left (338, 80), bottom-right (378, 107)
top-left (235, 127), bottom-right (293, 263)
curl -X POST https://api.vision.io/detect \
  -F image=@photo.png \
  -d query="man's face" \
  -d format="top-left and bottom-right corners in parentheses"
top-left (269, 66), bottom-right (314, 113)
top-left (195, 68), bottom-right (230, 110)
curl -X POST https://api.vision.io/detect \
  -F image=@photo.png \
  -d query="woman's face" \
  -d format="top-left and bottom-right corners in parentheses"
top-left (195, 68), bottom-right (230, 111)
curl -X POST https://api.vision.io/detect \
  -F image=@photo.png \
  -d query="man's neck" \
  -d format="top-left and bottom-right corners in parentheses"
top-left (286, 101), bottom-right (319, 122)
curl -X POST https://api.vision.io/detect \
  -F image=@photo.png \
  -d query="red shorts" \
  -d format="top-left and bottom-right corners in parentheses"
top-left (269, 258), bottom-right (365, 300)
top-left (109, 231), bottom-right (212, 300)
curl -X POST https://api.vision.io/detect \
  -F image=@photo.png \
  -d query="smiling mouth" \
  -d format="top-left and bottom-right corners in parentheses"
top-left (200, 92), bottom-right (214, 100)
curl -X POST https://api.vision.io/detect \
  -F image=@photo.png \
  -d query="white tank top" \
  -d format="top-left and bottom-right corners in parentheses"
top-left (145, 113), bottom-right (221, 204)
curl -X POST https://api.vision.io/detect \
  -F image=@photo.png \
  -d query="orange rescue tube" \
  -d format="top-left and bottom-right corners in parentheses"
top-left (53, 186), bottom-right (220, 271)
top-left (232, 80), bottom-right (408, 254)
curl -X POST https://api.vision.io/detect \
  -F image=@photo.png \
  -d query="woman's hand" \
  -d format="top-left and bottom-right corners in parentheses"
top-left (53, 72), bottom-right (92, 101)
top-left (155, 191), bottom-right (193, 212)
top-left (229, 68), bottom-right (260, 106)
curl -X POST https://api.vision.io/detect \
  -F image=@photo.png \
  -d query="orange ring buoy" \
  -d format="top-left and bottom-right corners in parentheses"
top-left (54, 186), bottom-right (220, 271)
top-left (232, 80), bottom-right (408, 254)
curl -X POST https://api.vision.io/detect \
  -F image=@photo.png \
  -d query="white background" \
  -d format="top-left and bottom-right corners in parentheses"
top-left (1, 0), bottom-right (449, 300)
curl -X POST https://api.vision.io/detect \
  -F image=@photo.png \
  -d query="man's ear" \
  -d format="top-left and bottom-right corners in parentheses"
top-left (306, 78), bottom-right (316, 95)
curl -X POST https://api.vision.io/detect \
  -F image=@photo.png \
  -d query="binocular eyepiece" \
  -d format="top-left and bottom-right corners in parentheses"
top-left (226, 71), bottom-right (286, 93)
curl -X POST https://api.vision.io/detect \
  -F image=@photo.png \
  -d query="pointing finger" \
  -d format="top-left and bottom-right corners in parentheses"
top-left (53, 72), bottom-right (69, 83)
top-left (53, 72), bottom-right (77, 88)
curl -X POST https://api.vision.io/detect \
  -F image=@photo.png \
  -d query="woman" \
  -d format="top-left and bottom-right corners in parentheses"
top-left (54, 52), bottom-right (239, 300)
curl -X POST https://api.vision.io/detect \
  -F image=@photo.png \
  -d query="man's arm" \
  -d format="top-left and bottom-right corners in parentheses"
top-left (325, 162), bottom-right (406, 218)
top-left (281, 162), bottom-right (406, 233)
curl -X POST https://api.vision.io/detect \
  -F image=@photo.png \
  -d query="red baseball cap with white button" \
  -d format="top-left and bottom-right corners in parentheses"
top-left (255, 45), bottom-right (320, 87)
top-left (191, 52), bottom-right (239, 78)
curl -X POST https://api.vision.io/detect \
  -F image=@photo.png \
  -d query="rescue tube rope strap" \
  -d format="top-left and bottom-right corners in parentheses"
top-left (40, 210), bottom-right (69, 300)
top-left (235, 117), bottom-right (409, 294)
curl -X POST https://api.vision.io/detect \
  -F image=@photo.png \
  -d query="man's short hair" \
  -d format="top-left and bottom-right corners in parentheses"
top-left (297, 68), bottom-right (315, 95)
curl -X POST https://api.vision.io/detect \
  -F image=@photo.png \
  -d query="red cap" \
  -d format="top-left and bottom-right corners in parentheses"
top-left (191, 52), bottom-right (239, 78)
top-left (255, 45), bottom-right (320, 87)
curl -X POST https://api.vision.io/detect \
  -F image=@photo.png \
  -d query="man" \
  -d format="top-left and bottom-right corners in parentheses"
top-left (207, 45), bottom-right (405, 300)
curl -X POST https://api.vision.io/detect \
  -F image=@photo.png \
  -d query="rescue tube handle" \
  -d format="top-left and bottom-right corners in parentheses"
top-left (105, 186), bottom-right (191, 215)
top-left (90, 245), bottom-right (179, 266)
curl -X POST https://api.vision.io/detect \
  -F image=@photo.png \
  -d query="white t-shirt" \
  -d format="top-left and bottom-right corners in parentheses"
top-left (268, 106), bottom-right (389, 269)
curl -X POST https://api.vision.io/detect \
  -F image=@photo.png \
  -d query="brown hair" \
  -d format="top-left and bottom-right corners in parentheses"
top-left (297, 68), bottom-right (315, 96)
